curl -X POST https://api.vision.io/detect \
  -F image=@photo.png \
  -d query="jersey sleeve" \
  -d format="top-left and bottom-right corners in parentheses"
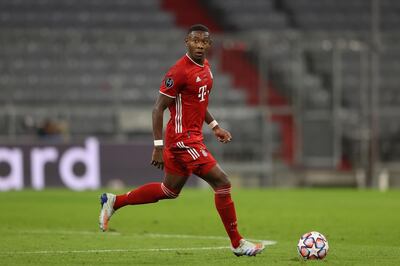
top-left (159, 65), bottom-right (186, 98)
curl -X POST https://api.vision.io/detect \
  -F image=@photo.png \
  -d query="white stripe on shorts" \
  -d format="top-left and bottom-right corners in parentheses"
top-left (177, 141), bottom-right (199, 160)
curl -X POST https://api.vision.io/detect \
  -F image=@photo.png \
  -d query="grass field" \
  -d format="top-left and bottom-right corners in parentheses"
top-left (0, 188), bottom-right (399, 265)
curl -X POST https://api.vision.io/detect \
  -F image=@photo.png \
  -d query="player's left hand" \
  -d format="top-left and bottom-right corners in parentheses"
top-left (213, 126), bottom-right (232, 144)
top-left (151, 147), bottom-right (164, 170)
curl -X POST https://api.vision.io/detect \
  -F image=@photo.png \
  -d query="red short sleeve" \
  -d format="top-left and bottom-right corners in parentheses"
top-left (159, 66), bottom-right (186, 98)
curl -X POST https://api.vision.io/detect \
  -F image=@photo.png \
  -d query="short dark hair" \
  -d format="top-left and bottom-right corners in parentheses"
top-left (187, 24), bottom-right (210, 34)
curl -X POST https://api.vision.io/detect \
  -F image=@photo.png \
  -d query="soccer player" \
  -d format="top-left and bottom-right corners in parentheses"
top-left (99, 24), bottom-right (265, 257)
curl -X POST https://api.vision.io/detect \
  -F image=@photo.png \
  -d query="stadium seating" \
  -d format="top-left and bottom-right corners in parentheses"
top-left (206, 0), bottom-right (400, 164)
top-left (284, 0), bottom-right (400, 32)
top-left (0, 0), bottom-right (247, 138)
top-left (1, 0), bottom-right (400, 167)
top-left (0, 0), bottom-right (174, 29)
top-left (0, 0), bottom-right (271, 165)
top-left (208, 0), bottom-right (288, 30)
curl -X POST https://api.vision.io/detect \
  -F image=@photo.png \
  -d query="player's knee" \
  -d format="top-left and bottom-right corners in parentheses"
top-left (214, 181), bottom-right (230, 190)
top-left (220, 178), bottom-right (231, 188)
top-left (212, 176), bottom-right (231, 192)
top-left (214, 182), bottom-right (233, 198)
top-left (214, 173), bottom-right (231, 189)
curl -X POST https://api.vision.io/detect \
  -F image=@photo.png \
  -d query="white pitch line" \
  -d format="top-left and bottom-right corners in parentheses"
top-left (0, 246), bottom-right (230, 255)
top-left (20, 229), bottom-right (121, 236)
top-left (145, 233), bottom-right (229, 240)
top-left (145, 233), bottom-right (277, 246)
top-left (1, 230), bottom-right (277, 255)
top-left (18, 230), bottom-right (277, 245)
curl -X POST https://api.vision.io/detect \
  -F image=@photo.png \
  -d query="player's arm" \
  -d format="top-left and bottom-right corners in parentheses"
top-left (151, 94), bottom-right (174, 169)
top-left (205, 109), bottom-right (232, 144)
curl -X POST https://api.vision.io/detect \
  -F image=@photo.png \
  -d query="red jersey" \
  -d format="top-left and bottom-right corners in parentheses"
top-left (159, 54), bottom-right (213, 148)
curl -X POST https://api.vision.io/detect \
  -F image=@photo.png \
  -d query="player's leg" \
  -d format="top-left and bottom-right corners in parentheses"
top-left (113, 173), bottom-right (187, 208)
top-left (199, 164), bottom-right (265, 256)
top-left (99, 173), bottom-right (188, 231)
top-left (199, 164), bottom-right (241, 246)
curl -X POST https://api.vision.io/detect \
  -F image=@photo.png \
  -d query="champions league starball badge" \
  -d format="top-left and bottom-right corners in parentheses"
top-left (165, 77), bottom-right (174, 88)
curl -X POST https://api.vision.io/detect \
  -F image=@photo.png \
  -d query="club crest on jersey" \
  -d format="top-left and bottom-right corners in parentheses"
top-left (200, 149), bottom-right (208, 157)
top-left (165, 77), bottom-right (174, 88)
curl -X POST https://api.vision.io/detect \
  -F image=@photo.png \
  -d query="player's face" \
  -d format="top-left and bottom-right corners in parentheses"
top-left (185, 31), bottom-right (212, 64)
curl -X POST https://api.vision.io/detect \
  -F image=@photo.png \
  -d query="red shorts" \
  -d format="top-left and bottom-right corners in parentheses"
top-left (163, 141), bottom-right (217, 177)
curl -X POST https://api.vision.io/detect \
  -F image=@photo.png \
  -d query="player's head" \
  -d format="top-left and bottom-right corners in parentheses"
top-left (185, 24), bottom-right (212, 64)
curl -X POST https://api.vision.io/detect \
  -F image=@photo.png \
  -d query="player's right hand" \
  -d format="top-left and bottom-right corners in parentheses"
top-left (213, 127), bottom-right (232, 144)
top-left (151, 147), bottom-right (164, 170)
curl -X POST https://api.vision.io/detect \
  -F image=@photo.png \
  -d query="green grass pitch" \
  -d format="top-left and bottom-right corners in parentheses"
top-left (0, 188), bottom-right (399, 265)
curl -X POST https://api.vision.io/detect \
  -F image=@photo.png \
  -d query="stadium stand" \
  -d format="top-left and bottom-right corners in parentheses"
top-left (208, 0), bottom-right (288, 31)
top-left (0, 0), bottom-right (275, 166)
top-left (1, 0), bottom-right (400, 173)
top-left (281, 0), bottom-right (400, 164)
top-left (204, 0), bottom-right (400, 168)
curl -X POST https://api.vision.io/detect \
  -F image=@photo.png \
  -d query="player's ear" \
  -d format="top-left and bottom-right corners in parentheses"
top-left (185, 37), bottom-right (189, 47)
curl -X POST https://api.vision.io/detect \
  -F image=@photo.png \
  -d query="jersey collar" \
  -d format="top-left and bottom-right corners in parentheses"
top-left (185, 53), bottom-right (204, 67)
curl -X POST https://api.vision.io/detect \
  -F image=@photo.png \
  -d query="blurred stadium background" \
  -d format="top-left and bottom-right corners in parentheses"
top-left (1, 0), bottom-right (399, 191)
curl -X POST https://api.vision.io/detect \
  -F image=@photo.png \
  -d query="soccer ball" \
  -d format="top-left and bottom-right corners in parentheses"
top-left (297, 231), bottom-right (329, 260)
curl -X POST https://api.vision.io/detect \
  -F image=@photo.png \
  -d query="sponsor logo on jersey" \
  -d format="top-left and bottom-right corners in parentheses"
top-left (165, 77), bottom-right (174, 88)
top-left (198, 85), bottom-right (207, 102)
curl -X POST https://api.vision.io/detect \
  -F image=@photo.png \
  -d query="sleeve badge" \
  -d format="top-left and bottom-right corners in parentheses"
top-left (164, 77), bottom-right (174, 88)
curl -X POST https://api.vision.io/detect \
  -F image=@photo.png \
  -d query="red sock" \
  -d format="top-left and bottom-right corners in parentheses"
top-left (214, 185), bottom-right (243, 248)
top-left (113, 182), bottom-right (178, 210)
